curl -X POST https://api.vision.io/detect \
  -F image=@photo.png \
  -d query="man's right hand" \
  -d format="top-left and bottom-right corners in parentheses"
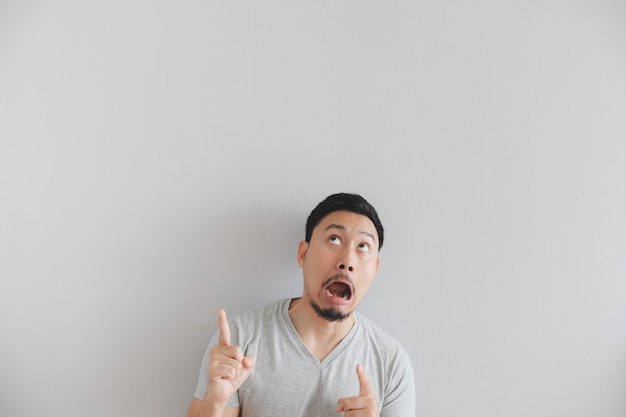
top-left (205, 309), bottom-right (256, 407)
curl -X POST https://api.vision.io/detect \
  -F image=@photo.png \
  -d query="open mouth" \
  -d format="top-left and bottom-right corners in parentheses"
top-left (324, 281), bottom-right (353, 300)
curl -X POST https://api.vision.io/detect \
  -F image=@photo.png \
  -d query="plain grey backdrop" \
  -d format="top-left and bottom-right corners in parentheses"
top-left (1, 1), bottom-right (625, 416)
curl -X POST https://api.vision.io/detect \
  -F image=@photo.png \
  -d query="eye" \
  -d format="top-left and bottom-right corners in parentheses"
top-left (357, 242), bottom-right (370, 252)
top-left (329, 235), bottom-right (341, 245)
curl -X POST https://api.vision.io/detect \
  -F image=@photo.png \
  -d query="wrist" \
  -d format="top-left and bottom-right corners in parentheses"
top-left (199, 395), bottom-right (227, 417)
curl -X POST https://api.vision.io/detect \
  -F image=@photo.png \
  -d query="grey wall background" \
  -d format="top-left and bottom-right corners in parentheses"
top-left (1, 1), bottom-right (625, 416)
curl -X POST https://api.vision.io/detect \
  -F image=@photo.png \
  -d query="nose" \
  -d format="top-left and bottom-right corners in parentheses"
top-left (337, 245), bottom-right (356, 272)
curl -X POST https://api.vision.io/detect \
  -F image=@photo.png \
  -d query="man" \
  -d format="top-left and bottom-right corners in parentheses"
top-left (186, 193), bottom-right (415, 417)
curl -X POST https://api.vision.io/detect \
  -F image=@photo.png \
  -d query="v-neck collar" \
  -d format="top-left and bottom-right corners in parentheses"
top-left (281, 298), bottom-right (360, 370)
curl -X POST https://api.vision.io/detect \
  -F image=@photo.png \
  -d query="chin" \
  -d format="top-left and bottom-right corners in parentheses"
top-left (310, 300), bottom-right (352, 322)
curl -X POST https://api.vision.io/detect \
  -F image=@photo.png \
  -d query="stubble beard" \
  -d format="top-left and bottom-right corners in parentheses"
top-left (309, 299), bottom-right (352, 322)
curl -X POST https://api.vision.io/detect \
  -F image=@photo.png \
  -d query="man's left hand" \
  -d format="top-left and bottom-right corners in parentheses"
top-left (336, 364), bottom-right (379, 417)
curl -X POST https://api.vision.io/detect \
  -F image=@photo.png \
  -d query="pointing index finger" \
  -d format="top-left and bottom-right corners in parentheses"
top-left (218, 308), bottom-right (231, 346)
top-left (356, 364), bottom-right (374, 397)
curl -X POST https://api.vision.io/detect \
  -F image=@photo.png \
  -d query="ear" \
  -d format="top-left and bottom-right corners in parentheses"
top-left (297, 240), bottom-right (309, 268)
top-left (375, 256), bottom-right (380, 273)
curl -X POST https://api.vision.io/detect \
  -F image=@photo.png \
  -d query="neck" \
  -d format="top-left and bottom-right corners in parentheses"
top-left (288, 297), bottom-right (356, 361)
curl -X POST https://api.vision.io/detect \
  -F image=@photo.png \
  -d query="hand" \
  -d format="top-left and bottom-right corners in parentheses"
top-left (336, 364), bottom-right (379, 417)
top-left (205, 309), bottom-right (256, 407)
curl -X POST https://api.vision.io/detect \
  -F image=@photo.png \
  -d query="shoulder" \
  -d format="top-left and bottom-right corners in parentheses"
top-left (229, 299), bottom-right (287, 324)
top-left (356, 313), bottom-right (402, 348)
top-left (225, 299), bottom-right (289, 339)
top-left (221, 299), bottom-right (291, 354)
top-left (355, 313), bottom-right (412, 363)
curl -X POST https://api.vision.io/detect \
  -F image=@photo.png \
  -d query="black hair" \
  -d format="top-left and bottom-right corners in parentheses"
top-left (305, 193), bottom-right (384, 250)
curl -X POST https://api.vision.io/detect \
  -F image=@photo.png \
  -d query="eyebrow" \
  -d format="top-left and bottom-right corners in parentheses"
top-left (324, 223), bottom-right (377, 242)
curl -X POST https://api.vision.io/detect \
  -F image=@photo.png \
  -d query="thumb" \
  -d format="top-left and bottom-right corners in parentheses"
top-left (233, 354), bottom-right (256, 388)
top-left (356, 364), bottom-right (374, 397)
top-left (243, 355), bottom-right (256, 370)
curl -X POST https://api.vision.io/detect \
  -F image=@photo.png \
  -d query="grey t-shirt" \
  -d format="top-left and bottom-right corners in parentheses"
top-left (194, 299), bottom-right (415, 417)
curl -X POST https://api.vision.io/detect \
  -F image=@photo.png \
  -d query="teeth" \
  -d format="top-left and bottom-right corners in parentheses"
top-left (325, 287), bottom-right (350, 299)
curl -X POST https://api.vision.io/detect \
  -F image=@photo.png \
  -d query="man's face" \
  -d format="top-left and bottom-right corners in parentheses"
top-left (297, 210), bottom-right (380, 322)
